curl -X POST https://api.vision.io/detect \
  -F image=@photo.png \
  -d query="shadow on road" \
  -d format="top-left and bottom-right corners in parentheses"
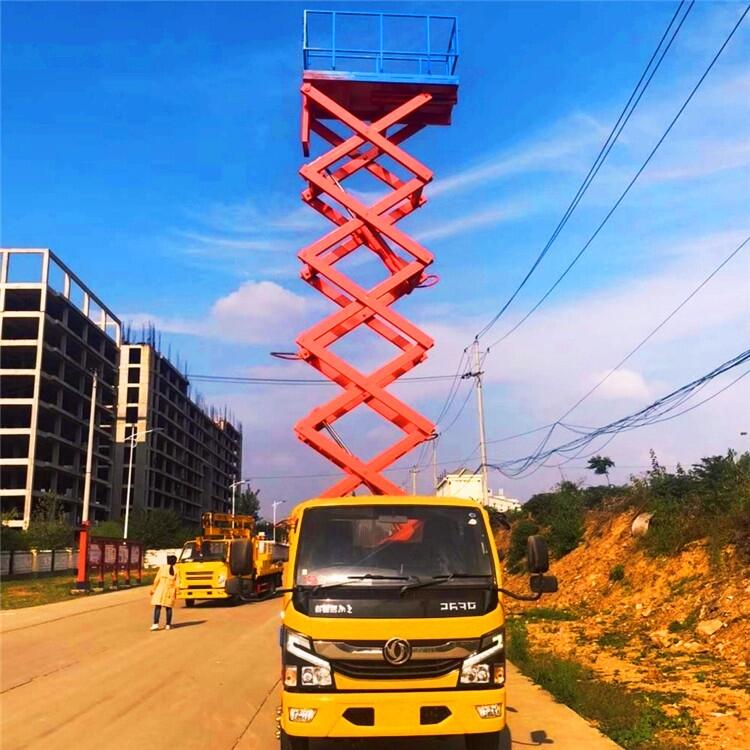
top-left (170, 620), bottom-right (206, 629)
top-left (307, 727), bottom-right (513, 750)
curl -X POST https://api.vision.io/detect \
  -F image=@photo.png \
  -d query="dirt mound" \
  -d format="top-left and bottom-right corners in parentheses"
top-left (503, 510), bottom-right (750, 749)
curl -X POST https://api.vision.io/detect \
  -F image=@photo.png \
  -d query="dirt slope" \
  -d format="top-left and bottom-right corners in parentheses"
top-left (503, 511), bottom-right (750, 749)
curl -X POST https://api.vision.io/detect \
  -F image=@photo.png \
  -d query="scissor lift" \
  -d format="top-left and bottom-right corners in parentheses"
top-left (294, 11), bottom-right (459, 496)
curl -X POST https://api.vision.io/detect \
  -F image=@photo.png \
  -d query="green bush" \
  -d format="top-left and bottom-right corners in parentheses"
top-left (609, 564), bottom-right (625, 582)
top-left (635, 450), bottom-right (750, 560)
top-left (25, 493), bottom-right (75, 549)
top-left (127, 509), bottom-right (195, 548)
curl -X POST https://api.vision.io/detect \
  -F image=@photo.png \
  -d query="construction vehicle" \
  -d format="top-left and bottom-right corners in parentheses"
top-left (275, 12), bottom-right (558, 748)
top-left (276, 496), bottom-right (557, 750)
top-left (177, 512), bottom-right (287, 606)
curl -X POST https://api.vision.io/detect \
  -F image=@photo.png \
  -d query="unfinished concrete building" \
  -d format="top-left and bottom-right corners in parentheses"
top-left (112, 342), bottom-right (242, 525)
top-left (0, 249), bottom-right (120, 528)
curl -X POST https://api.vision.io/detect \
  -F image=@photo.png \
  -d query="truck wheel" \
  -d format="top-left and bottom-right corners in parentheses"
top-left (279, 729), bottom-right (309, 750)
top-left (184, 599), bottom-right (195, 608)
top-left (466, 730), bottom-right (504, 750)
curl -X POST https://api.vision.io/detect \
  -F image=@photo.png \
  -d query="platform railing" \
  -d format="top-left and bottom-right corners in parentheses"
top-left (303, 10), bottom-right (459, 78)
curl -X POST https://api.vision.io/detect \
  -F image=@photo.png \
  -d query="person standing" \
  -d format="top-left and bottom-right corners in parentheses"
top-left (150, 554), bottom-right (178, 630)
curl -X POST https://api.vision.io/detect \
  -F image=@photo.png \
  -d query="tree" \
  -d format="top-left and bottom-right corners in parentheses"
top-left (587, 455), bottom-right (615, 486)
top-left (26, 492), bottom-right (75, 549)
top-left (236, 488), bottom-right (261, 520)
top-left (128, 509), bottom-right (191, 549)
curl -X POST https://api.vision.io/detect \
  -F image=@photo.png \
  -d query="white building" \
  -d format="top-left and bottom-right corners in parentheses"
top-left (436, 469), bottom-right (522, 514)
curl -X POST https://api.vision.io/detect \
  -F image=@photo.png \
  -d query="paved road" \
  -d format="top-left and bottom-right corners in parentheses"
top-left (1, 588), bottom-right (620, 750)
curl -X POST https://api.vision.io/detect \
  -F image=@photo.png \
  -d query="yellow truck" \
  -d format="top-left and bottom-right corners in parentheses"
top-left (276, 496), bottom-right (557, 750)
top-left (177, 512), bottom-right (287, 606)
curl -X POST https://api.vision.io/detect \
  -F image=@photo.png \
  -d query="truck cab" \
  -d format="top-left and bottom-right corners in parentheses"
top-left (277, 496), bottom-right (555, 750)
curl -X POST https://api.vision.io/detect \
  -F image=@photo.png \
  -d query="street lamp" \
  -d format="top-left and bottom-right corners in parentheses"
top-left (229, 478), bottom-right (253, 517)
top-left (271, 500), bottom-right (286, 542)
top-left (123, 426), bottom-right (163, 539)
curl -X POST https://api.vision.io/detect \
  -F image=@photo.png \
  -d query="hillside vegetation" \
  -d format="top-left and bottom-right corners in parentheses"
top-left (501, 450), bottom-right (750, 750)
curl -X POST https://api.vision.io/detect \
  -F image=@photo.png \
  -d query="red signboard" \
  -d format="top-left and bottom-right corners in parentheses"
top-left (76, 525), bottom-right (143, 589)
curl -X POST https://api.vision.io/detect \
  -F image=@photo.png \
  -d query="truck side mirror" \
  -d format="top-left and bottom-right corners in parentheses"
top-left (530, 574), bottom-right (558, 594)
top-left (526, 535), bottom-right (550, 574)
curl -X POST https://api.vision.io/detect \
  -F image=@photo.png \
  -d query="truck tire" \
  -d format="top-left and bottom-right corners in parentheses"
top-left (279, 729), bottom-right (309, 750)
top-left (184, 599), bottom-right (195, 608)
top-left (466, 730), bottom-right (505, 750)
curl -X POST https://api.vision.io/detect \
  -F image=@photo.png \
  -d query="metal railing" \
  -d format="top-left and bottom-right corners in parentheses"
top-left (303, 10), bottom-right (459, 78)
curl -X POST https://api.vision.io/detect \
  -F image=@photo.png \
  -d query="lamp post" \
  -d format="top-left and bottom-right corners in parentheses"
top-left (272, 500), bottom-right (286, 542)
top-left (123, 426), bottom-right (162, 539)
top-left (229, 478), bottom-right (252, 517)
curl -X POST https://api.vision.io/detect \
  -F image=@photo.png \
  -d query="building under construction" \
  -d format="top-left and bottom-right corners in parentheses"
top-left (112, 339), bottom-right (242, 525)
top-left (0, 248), bottom-right (120, 527)
top-left (1, 248), bottom-right (242, 529)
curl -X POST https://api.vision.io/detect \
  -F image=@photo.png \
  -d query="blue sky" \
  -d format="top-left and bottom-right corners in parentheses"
top-left (3, 2), bottom-right (749, 516)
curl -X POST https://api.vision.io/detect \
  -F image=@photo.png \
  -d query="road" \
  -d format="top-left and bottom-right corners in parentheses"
top-left (1, 588), bottom-right (620, 750)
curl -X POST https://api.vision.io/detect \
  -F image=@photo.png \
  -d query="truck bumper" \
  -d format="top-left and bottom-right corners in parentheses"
top-left (177, 588), bottom-right (230, 600)
top-left (281, 687), bottom-right (505, 738)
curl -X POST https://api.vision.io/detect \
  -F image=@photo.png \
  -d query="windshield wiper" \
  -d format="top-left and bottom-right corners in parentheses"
top-left (310, 573), bottom-right (417, 594)
top-left (399, 573), bottom-right (494, 595)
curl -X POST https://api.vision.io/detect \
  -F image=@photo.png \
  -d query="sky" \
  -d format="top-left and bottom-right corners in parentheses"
top-left (3, 1), bottom-right (749, 518)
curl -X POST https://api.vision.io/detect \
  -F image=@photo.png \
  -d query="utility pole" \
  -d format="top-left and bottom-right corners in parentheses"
top-left (463, 339), bottom-right (489, 505)
top-left (409, 466), bottom-right (419, 495)
top-left (272, 500), bottom-right (286, 542)
top-left (81, 370), bottom-right (97, 524)
top-left (432, 438), bottom-right (438, 493)
top-left (123, 427), bottom-right (162, 539)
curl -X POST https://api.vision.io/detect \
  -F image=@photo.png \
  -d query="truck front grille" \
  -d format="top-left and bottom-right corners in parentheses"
top-left (333, 658), bottom-right (461, 680)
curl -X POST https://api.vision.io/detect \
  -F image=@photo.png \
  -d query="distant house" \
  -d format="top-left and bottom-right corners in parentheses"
top-left (435, 468), bottom-right (522, 513)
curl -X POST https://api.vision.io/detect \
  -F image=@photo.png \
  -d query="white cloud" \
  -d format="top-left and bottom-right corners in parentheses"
top-left (591, 369), bottom-right (653, 401)
top-left (123, 279), bottom-right (323, 346)
top-left (415, 201), bottom-right (529, 243)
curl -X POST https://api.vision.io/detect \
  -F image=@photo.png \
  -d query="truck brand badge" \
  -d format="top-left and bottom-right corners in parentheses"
top-left (383, 637), bottom-right (412, 665)
top-left (440, 601), bottom-right (477, 611)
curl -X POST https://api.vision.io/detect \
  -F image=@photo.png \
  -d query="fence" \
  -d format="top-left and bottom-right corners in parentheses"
top-left (0, 547), bottom-right (181, 577)
top-left (1, 548), bottom-right (78, 576)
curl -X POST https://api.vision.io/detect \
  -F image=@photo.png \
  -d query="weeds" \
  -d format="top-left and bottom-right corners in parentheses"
top-left (507, 618), bottom-right (699, 749)
top-left (519, 606), bottom-right (580, 622)
top-left (609, 564), bottom-right (626, 582)
top-left (597, 630), bottom-right (631, 649)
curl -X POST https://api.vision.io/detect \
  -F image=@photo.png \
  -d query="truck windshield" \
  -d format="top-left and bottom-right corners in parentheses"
top-left (295, 504), bottom-right (494, 587)
top-left (179, 541), bottom-right (227, 562)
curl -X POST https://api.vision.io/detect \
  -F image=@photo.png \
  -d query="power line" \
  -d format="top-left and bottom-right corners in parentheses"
top-left (509, 230), bottom-right (749, 470)
top-left (187, 373), bottom-right (459, 386)
top-left (486, 3), bottom-right (749, 350)
top-left (558, 232), bottom-right (749, 424)
top-left (487, 347), bottom-right (750, 478)
top-left (474, 0), bottom-right (695, 341)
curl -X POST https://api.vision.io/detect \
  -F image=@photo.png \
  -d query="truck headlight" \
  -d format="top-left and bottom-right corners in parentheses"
top-left (284, 666), bottom-right (298, 687)
top-left (461, 663), bottom-right (490, 684)
top-left (216, 574), bottom-right (226, 586)
top-left (300, 666), bottom-right (332, 687)
top-left (460, 629), bottom-right (504, 685)
top-left (283, 629), bottom-right (333, 689)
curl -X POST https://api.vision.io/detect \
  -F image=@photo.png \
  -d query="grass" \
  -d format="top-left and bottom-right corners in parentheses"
top-left (597, 630), bottom-right (631, 650)
top-left (667, 608), bottom-right (700, 633)
top-left (1, 571), bottom-right (155, 610)
top-left (518, 606), bottom-right (581, 622)
top-left (506, 617), bottom-right (700, 750)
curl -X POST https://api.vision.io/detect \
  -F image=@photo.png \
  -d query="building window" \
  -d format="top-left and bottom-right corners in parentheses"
top-left (128, 348), bottom-right (141, 364)
top-left (127, 367), bottom-right (140, 384)
top-left (127, 386), bottom-right (139, 404)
